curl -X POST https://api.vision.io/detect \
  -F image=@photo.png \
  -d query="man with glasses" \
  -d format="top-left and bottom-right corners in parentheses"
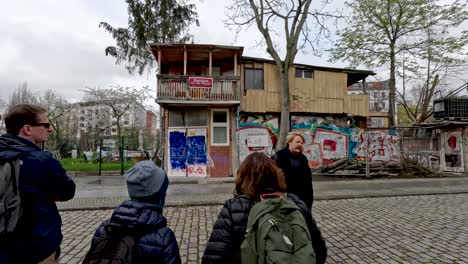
top-left (0, 104), bottom-right (75, 264)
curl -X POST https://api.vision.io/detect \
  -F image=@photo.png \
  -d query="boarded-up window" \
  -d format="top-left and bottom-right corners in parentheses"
top-left (169, 108), bottom-right (208, 127)
top-left (245, 68), bottom-right (264, 90)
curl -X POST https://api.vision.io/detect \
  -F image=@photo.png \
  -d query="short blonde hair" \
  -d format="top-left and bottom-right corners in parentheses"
top-left (286, 132), bottom-right (305, 144)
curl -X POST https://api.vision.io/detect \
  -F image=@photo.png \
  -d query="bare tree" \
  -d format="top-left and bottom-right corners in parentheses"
top-left (225, 0), bottom-right (339, 148)
top-left (329, 0), bottom-right (468, 127)
top-left (39, 90), bottom-right (72, 153)
top-left (396, 25), bottom-right (468, 125)
top-left (83, 85), bottom-right (151, 151)
top-left (8, 81), bottom-right (38, 106)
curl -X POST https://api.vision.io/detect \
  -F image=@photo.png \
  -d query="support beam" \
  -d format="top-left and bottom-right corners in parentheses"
top-left (234, 53), bottom-right (238, 76)
top-left (157, 49), bottom-right (162, 74)
top-left (209, 49), bottom-right (212, 76)
top-left (184, 46), bottom-right (187, 75)
top-left (363, 78), bottom-right (367, 94)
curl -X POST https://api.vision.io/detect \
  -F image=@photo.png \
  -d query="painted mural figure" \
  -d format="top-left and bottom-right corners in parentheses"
top-left (272, 133), bottom-right (314, 209)
top-left (202, 153), bottom-right (327, 264)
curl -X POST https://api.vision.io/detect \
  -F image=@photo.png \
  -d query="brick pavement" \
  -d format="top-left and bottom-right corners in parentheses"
top-left (59, 194), bottom-right (468, 264)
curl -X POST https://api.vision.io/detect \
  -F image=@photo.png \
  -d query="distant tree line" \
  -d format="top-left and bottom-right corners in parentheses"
top-left (4, 82), bottom-right (160, 159)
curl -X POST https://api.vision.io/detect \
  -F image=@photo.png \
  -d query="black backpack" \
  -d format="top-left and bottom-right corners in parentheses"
top-left (83, 223), bottom-right (147, 264)
top-left (0, 137), bottom-right (31, 241)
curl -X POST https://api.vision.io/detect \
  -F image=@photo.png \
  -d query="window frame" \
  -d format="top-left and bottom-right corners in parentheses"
top-left (211, 109), bottom-right (230, 146)
top-left (295, 68), bottom-right (314, 79)
top-left (244, 68), bottom-right (264, 90)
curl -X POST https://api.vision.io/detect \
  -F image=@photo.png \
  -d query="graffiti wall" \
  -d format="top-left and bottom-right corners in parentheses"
top-left (168, 129), bottom-right (186, 176)
top-left (290, 115), bottom-right (400, 167)
top-left (237, 114), bottom-right (401, 167)
top-left (238, 127), bottom-right (274, 162)
top-left (313, 129), bottom-right (349, 164)
top-left (356, 130), bottom-right (401, 162)
top-left (441, 130), bottom-right (464, 172)
top-left (292, 115), bottom-right (360, 167)
top-left (168, 128), bottom-right (207, 176)
top-left (238, 114), bottom-right (278, 162)
top-left (186, 128), bottom-right (207, 176)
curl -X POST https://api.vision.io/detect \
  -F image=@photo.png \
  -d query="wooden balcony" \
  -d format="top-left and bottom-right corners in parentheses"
top-left (157, 75), bottom-right (241, 104)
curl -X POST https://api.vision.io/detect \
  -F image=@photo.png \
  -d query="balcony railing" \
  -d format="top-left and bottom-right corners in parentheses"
top-left (157, 75), bottom-right (241, 102)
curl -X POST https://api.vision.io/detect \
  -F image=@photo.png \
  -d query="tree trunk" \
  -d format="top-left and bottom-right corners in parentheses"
top-left (116, 118), bottom-right (122, 154)
top-left (415, 74), bottom-right (439, 125)
top-left (389, 44), bottom-right (396, 127)
top-left (277, 64), bottom-right (291, 149)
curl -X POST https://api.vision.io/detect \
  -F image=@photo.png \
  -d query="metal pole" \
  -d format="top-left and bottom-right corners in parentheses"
top-left (98, 138), bottom-right (103, 176)
top-left (365, 131), bottom-right (370, 177)
top-left (120, 136), bottom-right (124, 175)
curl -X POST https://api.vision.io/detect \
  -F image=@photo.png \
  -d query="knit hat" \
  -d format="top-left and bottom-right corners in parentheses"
top-left (125, 160), bottom-right (169, 199)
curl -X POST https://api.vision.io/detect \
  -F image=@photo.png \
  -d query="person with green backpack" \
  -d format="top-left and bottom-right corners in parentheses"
top-left (202, 152), bottom-right (327, 264)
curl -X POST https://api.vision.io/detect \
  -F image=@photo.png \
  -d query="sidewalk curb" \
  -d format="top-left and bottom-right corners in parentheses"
top-left (58, 191), bottom-right (468, 211)
top-left (71, 174), bottom-right (235, 185)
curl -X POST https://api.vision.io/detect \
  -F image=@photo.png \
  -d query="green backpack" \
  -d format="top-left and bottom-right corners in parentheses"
top-left (240, 193), bottom-right (316, 264)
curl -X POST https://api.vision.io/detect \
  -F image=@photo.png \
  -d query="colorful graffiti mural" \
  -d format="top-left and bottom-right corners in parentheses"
top-left (238, 127), bottom-right (274, 162)
top-left (290, 115), bottom-right (400, 167)
top-left (291, 115), bottom-right (361, 167)
top-left (357, 130), bottom-right (400, 162)
top-left (238, 114), bottom-right (278, 162)
top-left (441, 130), bottom-right (464, 172)
top-left (238, 114), bottom-right (401, 167)
top-left (313, 129), bottom-right (349, 164)
top-left (186, 128), bottom-right (207, 176)
top-left (168, 128), bottom-right (207, 176)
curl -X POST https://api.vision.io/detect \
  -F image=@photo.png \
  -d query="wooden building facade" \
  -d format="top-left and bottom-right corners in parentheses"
top-left (149, 43), bottom-right (375, 177)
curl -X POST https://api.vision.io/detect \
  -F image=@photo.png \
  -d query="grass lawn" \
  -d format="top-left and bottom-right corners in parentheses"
top-left (60, 158), bottom-right (136, 171)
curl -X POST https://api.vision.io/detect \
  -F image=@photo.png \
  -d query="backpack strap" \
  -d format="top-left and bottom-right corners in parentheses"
top-left (8, 161), bottom-right (18, 196)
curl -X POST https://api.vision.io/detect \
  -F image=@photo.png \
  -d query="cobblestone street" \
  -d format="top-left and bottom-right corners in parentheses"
top-left (58, 193), bottom-right (468, 263)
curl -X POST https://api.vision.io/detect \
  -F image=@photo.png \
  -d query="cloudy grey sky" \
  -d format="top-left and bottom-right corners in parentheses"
top-left (0, 0), bottom-right (354, 108)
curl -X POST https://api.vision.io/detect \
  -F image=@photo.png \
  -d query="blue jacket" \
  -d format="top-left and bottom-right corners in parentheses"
top-left (0, 134), bottom-right (76, 263)
top-left (92, 200), bottom-right (181, 264)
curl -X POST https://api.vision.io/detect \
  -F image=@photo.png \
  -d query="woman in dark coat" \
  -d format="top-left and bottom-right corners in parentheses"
top-left (202, 152), bottom-right (327, 264)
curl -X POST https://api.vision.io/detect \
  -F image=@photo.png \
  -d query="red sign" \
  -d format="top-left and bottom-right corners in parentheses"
top-left (188, 77), bottom-right (213, 88)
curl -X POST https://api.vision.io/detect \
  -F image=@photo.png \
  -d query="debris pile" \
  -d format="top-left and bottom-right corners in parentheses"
top-left (313, 157), bottom-right (435, 178)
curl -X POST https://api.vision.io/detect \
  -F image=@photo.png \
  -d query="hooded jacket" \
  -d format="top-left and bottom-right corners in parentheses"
top-left (91, 200), bottom-right (181, 264)
top-left (201, 193), bottom-right (327, 264)
top-left (0, 134), bottom-right (76, 263)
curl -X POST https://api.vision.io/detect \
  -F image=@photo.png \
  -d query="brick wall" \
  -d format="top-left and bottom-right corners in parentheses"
top-left (209, 146), bottom-right (231, 177)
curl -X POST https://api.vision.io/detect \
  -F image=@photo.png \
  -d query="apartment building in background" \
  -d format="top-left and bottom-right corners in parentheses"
top-left (348, 80), bottom-right (390, 128)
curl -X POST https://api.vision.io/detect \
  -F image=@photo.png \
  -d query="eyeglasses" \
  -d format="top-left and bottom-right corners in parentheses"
top-left (30, 122), bottom-right (51, 129)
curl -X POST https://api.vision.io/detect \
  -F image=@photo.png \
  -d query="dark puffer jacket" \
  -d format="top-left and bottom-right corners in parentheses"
top-left (91, 200), bottom-right (181, 264)
top-left (0, 134), bottom-right (76, 263)
top-left (272, 147), bottom-right (314, 208)
top-left (201, 193), bottom-right (327, 264)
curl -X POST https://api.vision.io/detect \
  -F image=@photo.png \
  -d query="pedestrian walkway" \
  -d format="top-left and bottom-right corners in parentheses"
top-left (58, 176), bottom-right (468, 210)
top-left (59, 193), bottom-right (468, 264)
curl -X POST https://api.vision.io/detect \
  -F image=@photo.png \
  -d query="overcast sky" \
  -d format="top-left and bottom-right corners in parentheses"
top-left (0, 0), bottom-right (360, 108)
